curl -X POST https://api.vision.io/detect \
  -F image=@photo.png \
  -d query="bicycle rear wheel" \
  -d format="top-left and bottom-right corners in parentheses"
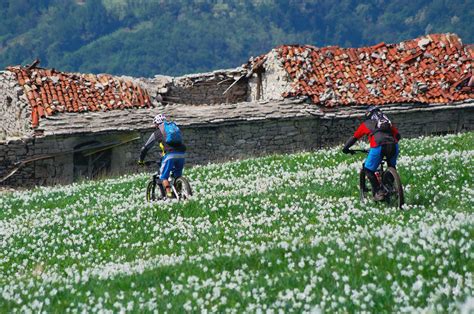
top-left (359, 167), bottom-right (371, 203)
top-left (382, 167), bottom-right (404, 209)
top-left (174, 177), bottom-right (193, 200)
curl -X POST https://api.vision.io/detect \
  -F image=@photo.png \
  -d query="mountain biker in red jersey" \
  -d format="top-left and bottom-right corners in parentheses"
top-left (342, 106), bottom-right (401, 201)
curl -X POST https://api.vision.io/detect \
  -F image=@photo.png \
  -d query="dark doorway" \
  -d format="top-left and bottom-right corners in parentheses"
top-left (73, 141), bottom-right (112, 181)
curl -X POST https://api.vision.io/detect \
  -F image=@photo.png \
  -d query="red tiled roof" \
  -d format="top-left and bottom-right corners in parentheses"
top-left (7, 66), bottom-right (152, 128)
top-left (255, 33), bottom-right (474, 107)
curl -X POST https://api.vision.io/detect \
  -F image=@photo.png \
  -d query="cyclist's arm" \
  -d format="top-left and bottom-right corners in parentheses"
top-left (343, 123), bottom-right (366, 152)
top-left (342, 136), bottom-right (357, 153)
top-left (139, 132), bottom-right (157, 161)
top-left (154, 130), bottom-right (167, 156)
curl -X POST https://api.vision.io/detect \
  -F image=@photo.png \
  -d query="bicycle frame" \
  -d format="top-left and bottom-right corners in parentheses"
top-left (351, 149), bottom-right (404, 208)
top-left (374, 160), bottom-right (388, 193)
top-left (155, 173), bottom-right (181, 200)
top-left (143, 158), bottom-right (192, 201)
top-left (146, 168), bottom-right (192, 202)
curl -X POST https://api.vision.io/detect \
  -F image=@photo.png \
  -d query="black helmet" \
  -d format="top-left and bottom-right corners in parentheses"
top-left (365, 105), bottom-right (380, 119)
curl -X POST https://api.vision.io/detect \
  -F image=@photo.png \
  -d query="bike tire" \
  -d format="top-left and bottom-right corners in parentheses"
top-left (382, 167), bottom-right (404, 209)
top-left (146, 180), bottom-right (155, 201)
top-left (146, 180), bottom-right (165, 201)
top-left (359, 167), bottom-right (371, 203)
top-left (146, 180), bottom-right (158, 201)
top-left (174, 176), bottom-right (193, 200)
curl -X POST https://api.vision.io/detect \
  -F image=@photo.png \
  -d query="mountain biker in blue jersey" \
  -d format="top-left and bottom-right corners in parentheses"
top-left (138, 114), bottom-right (186, 198)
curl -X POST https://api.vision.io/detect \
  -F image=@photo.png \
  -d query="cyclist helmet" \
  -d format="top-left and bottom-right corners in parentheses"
top-left (153, 114), bottom-right (166, 125)
top-left (365, 105), bottom-right (380, 119)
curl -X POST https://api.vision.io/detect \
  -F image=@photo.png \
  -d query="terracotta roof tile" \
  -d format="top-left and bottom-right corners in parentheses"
top-left (251, 33), bottom-right (473, 107)
top-left (6, 66), bottom-right (152, 128)
top-left (372, 42), bottom-right (386, 50)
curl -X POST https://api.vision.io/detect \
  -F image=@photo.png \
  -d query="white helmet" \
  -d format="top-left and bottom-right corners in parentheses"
top-left (153, 114), bottom-right (166, 125)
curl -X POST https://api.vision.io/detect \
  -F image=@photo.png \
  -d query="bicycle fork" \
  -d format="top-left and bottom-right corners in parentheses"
top-left (153, 174), bottom-right (166, 199)
top-left (171, 185), bottom-right (180, 200)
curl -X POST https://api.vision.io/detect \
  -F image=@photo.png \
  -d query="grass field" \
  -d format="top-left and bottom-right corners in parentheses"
top-left (0, 132), bottom-right (473, 312)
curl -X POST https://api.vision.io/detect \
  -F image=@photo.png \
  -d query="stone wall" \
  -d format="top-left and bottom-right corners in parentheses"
top-left (0, 132), bottom-right (152, 186)
top-left (0, 71), bottom-right (32, 140)
top-left (163, 70), bottom-right (248, 105)
top-left (2, 102), bottom-right (473, 187)
top-left (248, 50), bottom-right (292, 102)
top-left (121, 69), bottom-right (250, 106)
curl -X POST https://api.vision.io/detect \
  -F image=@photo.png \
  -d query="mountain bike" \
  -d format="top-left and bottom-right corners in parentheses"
top-left (350, 149), bottom-right (405, 209)
top-left (143, 161), bottom-right (193, 201)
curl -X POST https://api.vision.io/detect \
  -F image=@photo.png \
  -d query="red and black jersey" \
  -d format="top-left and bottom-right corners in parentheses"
top-left (353, 120), bottom-right (400, 148)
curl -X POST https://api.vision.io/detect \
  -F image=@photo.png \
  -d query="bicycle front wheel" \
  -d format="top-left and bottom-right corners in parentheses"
top-left (146, 180), bottom-right (156, 201)
top-left (174, 177), bottom-right (193, 200)
top-left (382, 167), bottom-right (404, 209)
top-left (146, 180), bottom-right (165, 201)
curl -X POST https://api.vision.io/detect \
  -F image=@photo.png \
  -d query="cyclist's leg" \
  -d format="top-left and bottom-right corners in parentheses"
top-left (160, 156), bottom-right (174, 196)
top-left (171, 158), bottom-right (185, 178)
top-left (387, 143), bottom-right (399, 168)
top-left (159, 156), bottom-right (170, 178)
top-left (364, 146), bottom-right (382, 172)
top-left (364, 146), bottom-right (383, 196)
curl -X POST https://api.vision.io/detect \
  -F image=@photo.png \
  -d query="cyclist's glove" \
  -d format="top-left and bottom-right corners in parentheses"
top-left (342, 137), bottom-right (357, 154)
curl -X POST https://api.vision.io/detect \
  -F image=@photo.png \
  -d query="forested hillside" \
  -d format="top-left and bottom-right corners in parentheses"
top-left (0, 0), bottom-right (472, 77)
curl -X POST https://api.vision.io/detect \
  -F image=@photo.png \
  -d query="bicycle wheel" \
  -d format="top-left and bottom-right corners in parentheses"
top-left (382, 167), bottom-right (404, 209)
top-left (359, 167), bottom-right (371, 203)
top-left (174, 177), bottom-right (193, 200)
top-left (146, 180), bottom-right (165, 201)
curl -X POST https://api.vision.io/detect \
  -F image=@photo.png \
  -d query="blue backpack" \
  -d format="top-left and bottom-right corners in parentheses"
top-left (163, 121), bottom-right (183, 144)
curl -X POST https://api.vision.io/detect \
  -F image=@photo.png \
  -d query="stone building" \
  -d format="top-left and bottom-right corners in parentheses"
top-left (1, 33), bottom-right (473, 187)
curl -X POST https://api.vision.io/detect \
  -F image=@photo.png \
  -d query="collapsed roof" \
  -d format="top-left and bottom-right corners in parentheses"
top-left (6, 65), bottom-right (152, 128)
top-left (2, 33), bottom-right (473, 133)
top-left (248, 33), bottom-right (474, 107)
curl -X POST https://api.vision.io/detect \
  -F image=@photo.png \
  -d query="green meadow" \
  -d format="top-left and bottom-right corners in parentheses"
top-left (0, 132), bottom-right (473, 312)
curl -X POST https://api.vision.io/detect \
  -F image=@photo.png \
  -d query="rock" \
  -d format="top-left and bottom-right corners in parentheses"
top-left (15, 86), bottom-right (24, 96)
top-left (418, 83), bottom-right (428, 93)
top-left (418, 37), bottom-right (432, 50)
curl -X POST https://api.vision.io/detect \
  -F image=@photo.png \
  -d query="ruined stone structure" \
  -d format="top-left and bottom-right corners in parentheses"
top-left (1, 33), bottom-right (473, 187)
